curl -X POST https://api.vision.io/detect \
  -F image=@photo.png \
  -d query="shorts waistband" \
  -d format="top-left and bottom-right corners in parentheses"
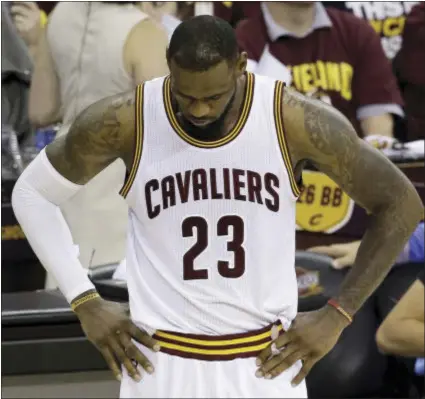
top-left (152, 321), bottom-right (283, 361)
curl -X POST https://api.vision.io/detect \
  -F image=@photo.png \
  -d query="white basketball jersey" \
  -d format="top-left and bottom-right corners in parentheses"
top-left (120, 73), bottom-right (301, 335)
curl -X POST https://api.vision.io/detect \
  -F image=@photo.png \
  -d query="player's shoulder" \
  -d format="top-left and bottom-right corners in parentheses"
top-left (249, 72), bottom-right (285, 92)
top-left (141, 74), bottom-right (169, 93)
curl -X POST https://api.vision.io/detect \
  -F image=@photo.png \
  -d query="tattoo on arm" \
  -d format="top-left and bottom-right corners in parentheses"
top-left (284, 89), bottom-right (424, 316)
top-left (46, 90), bottom-right (136, 185)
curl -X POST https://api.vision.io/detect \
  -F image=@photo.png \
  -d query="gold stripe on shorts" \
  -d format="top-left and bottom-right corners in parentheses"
top-left (274, 81), bottom-right (301, 198)
top-left (162, 72), bottom-right (255, 149)
top-left (152, 322), bottom-right (283, 361)
top-left (120, 84), bottom-right (144, 198)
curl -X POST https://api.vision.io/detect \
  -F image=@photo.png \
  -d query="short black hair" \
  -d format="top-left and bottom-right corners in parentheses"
top-left (166, 15), bottom-right (239, 72)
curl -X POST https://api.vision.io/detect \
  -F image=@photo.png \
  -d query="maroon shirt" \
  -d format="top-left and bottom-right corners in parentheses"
top-left (396, 3), bottom-right (425, 140)
top-left (213, 2), bottom-right (261, 27)
top-left (37, 1), bottom-right (56, 14)
top-left (236, 7), bottom-right (403, 136)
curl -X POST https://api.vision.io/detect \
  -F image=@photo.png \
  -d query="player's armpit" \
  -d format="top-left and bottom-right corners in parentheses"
top-left (46, 90), bottom-right (136, 185)
top-left (282, 88), bottom-right (423, 316)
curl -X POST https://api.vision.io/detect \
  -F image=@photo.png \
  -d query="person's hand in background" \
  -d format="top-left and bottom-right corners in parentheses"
top-left (308, 241), bottom-right (361, 270)
top-left (10, 2), bottom-right (43, 52)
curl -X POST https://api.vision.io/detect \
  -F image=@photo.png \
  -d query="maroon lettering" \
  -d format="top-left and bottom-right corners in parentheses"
top-left (145, 179), bottom-right (160, 219)
top-left (232, 169), bottom-right (246, 201)
top-left (176, 171), bottom-right (191, 203)
top-left (192, 168), bottom-right (208, 201)
top-left (182, 216), bottom-right (209, 280)
top-left (210, 169), bottom-right (223, 200)
top-left (247, 171), bottom-right (263, 205)
top-left (223, 168), bottom-right (231, 200)
top-left (264, 173), bottom-right (280, 212)
top-left (161, 175), bottom-right (176, 210)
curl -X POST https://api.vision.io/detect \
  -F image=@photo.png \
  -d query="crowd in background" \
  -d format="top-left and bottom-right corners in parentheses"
top-left (1, 1), bottom-right (424, 396)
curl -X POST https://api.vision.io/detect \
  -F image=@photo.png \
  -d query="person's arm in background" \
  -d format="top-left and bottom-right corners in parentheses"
top-left (350, 16), bottom-right (404, 139)
top-left (360, 114), bottom-right (394, 139)
top-left (28, 27), bottom-right (61, 128)
top-left (10, 1), bottom-right (44, 62)
top-left (376, 271), bottom-right (425, 357)
top-left (309, 222), bottom-right (424, 269)
top-left (124, 18), bottom-right (169, 84)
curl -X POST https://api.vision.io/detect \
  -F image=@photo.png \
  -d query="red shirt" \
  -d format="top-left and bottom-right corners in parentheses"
top-left (236, 6), bottom-right (403, 136)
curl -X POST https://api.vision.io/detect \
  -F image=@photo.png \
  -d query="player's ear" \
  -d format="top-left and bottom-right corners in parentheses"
top-left (235, 52), bottom-right (247, 77)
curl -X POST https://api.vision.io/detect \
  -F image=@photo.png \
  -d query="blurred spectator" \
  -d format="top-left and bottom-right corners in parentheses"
top-left (29, 1), bottom-right (168, 128)
top-left (36, 1), bottom-right (56, 15)
top-left (140, 2), bottom-right (181, 38)
top-left (213, 1), bottom-right (260, 27)
top-left (376, 268), bottom-right (424, 357)
top-left (1, 2), bottom-right (33, 140)
top-left (236, 2), bottom-right (404, 139)
top-left (393, 3), bottom-right (425, 141)
top-left (325, 1), bottom-right (420, 60)
top-left (139, 2), bottom-right (194, 39)
top-left (29, 1), bottom-right (169, 275)
top-left (9, 2), bottom-right (44, 61)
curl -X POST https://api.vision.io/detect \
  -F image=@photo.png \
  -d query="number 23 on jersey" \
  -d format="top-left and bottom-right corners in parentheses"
top-left (182, 215), bottom-right (245, 280)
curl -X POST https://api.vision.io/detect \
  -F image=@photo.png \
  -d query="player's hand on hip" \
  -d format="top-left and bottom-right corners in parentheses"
top-left (255, 306), bottom-right (350, 386)
top-left (74, 297), bottom-right (160, 382)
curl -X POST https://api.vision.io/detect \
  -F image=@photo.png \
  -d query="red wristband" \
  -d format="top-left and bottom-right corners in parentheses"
top-left (327, 299), bottom-right (353, 324)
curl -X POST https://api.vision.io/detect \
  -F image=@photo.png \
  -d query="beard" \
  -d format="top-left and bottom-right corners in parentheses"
top-left (176, 88), bottom-right (237, 142)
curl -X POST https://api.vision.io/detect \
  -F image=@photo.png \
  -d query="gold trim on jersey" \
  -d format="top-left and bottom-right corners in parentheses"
top-left (274, 81), bottom-right (301, 198)
top-left (152, 322), bottom-right (283, 361)
top-left (120, 84), bottom-right (144, 198)
top-left (162, 72), bottom-right (255, 148)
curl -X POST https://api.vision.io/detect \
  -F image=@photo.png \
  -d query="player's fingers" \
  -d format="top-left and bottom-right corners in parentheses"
top-left (119, 332), bottom-right (155, 374)
top-left (256, 332), bottom-right (292, 366)
top-left (291, 358), bottom-right (316, 387)
top-left (99, 346), bottom-right (122, 382)
top-left (128, 322), bottom-right (160, 352)
top-left (256, 344), bottom-right (301, 377)
top-left (264, 350), bottom-right (304, 379)
top-left (109, 337), bottom-right (141, 382)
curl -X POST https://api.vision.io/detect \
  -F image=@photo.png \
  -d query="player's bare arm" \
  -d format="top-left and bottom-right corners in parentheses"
top-left (45, 90), bottom-right (136, 184)
top-left (256, 87), bottom-right (423, 385)
top-left (284, 87), bottom-right (423, 314)
top-left (13, 90), bottom-right (160, 383)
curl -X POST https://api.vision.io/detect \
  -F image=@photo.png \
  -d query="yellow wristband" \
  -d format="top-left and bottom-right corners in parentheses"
top-left (71, 292), bottom-right (100, 312)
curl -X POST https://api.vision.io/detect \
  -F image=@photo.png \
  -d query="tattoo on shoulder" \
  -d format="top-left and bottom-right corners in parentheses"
top-left (46, 91), bottom-right (136, 184)
top-left (282, 86), bottom-right (306, 108)
top-left (302, 96), bottom-right (358, 191)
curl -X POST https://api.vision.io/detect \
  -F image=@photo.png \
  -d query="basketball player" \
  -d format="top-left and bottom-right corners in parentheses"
top-left (12, 16), bottom-right (423, 398)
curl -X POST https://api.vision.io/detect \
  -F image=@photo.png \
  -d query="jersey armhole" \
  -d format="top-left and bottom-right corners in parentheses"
top-left (119, 83), bottom-right (145, 198)
top-left (273, 81), bottom-right (301, 199)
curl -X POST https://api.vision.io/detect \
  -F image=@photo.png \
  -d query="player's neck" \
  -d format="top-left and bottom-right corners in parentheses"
top-left (221, 73), bottom-right (247, 135)
top-left (266, 2), bottom-right (315, 37)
